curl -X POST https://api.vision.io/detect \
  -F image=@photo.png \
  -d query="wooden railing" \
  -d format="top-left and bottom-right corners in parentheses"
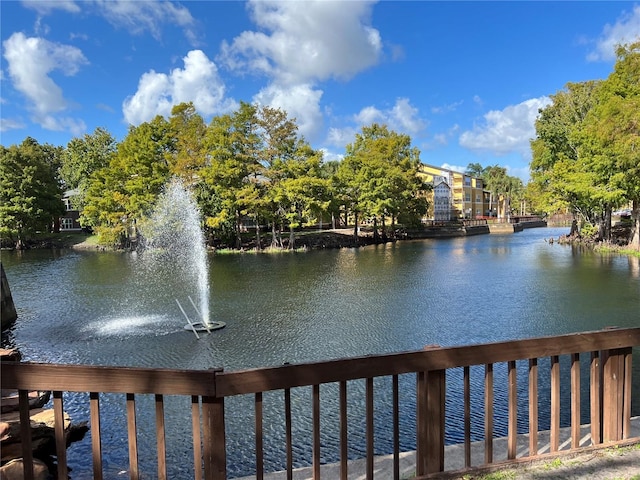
top-left (2, 327), bottom-right (639, 480)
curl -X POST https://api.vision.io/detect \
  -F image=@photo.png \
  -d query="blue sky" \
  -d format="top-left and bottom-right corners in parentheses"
top-left (2, 1), bottom-right (639, 182)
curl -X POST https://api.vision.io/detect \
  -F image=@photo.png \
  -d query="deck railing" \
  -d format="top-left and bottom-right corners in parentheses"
top-left (2, 327), bottom-right (639, 480)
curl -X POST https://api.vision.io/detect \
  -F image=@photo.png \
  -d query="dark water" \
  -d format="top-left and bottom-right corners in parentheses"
top-left (2, 227), bottom-right (639, 478)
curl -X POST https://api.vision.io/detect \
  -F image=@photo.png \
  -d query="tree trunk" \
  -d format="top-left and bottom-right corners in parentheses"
top-left (353, 211), bottom-right (359, 241)
top-left (235, 212), bottom-right (242, 250)
top-left (631, 199), bottom-right (640, 248)
top-left (569, 218), bottom-right (579, 236)
top-left (603, 206), bottom-right (612, 242)
top-left (372, 216), bottom-right (379, 242)
top-left (271, 222), bottom-right (278, 248)
top-left (381, 216), bottom-right (387, 242)
top-left (255, 218), bottom-right (261, 251)
top-left (289, 226), bottom-right (295, 250)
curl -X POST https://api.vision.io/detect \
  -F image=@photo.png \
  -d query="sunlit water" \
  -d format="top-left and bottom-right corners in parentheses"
top-left (2, 227), bottom-right (639, 478)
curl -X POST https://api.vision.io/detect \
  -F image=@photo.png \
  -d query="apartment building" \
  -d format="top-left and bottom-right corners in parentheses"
top-left (419, 164), bottom-right (490, 221)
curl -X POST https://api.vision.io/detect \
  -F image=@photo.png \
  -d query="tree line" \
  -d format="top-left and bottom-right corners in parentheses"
top-left (2, 42), bottom-right (637, 250)
top-left (1, 102), bottom-right (429, 249)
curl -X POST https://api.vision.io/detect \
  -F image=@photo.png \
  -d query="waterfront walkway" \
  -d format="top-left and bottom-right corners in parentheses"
top-left (239, 417), bottom-right (640, 479)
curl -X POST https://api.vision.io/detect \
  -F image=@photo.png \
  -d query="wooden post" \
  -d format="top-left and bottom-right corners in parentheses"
top-left (425, 369), bottom-right (446, 473)
top-left (416, 345), bottom-right (445, 475)
top-left (202, 395), bottom-right (226, 480)
top-left (602, 348), bottom-right (628, 442)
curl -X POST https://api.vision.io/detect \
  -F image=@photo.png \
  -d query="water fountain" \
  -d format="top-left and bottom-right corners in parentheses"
top-left (141, 177), bottom-right (225, 336)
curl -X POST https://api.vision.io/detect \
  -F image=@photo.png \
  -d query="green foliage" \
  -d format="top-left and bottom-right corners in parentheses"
top-left (7, 103), bottom-right (430, 250)
top-left (579, 222), bottom-right (598, 238)
top-left (466, 164), bottom-right (522, 218)
top-left (337, 124), bottom-right (428, 238)
top-left (530, 41), bottom-right (639, 247)
top-left (0, 138), bottom-right (65, 246)
top-left (81, 117), bottom-right (172, 247)
top-left (60, 127), bottom-right (116, 210)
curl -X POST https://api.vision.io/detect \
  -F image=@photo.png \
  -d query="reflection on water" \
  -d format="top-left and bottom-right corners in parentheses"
top-left (2, 227), bottom-right (639, 477)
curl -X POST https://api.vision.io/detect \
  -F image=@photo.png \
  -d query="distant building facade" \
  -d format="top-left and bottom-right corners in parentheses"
top-left (419, 164), bottom-right (490, 221)
top-left (60, 189), bottom-right (83, 231)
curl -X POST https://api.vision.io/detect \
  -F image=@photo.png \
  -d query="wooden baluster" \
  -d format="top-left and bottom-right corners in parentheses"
top-left (623, 348), bottom-right (632, 439)
top-left (464, 366), bottom-right (471, 468)
top-left (53, 391), bottom-right (68, 479)
top-left (19, 390), bottom-right (34, 480)
top-left (415, 371), bottom-right (427, 476)
top-left (339, 381), bottom-right (348, 480)
top-left (312, 384), bottom-right (320, 479)
top-left (90, 392), bottom-right (104, 480)
top-left (570, 353), bottom-right (580, 449)
top-left (507, 361), bottom-right (517, 459)
top-left (484, 363), bottom-right (493, 464)
top-left (126, 393), bottom-right (139, 480)
top-left (366, 377), bottom-right (374, 479)
top-left (285, 388), bottom-right (293, 480)
top-left (155, 394), bottom-right (167, 480)
top-left (255, 392), bottom-right (264, 480)
top-left (191, 396), bottom-right (202, 480)
top-left (590, 352), bottom-right (601, 445)
top-left (392, 374), bottom-right (400, 480)
top-left (550, 356), bottom-right (560, 452)
top-left (528, 358), bottom-right (538, 457)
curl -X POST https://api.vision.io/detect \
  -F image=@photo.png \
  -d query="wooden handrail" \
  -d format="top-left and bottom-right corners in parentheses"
top-left (214, 327), bottom-right (640, 396)
top-left (1, 327), bottom-right (638, 480)
top-left (1, 362), bottom-right (221, 395)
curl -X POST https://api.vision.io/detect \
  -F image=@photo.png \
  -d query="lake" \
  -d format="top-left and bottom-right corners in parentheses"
top-left (2, 226), bottom-right (639, 478)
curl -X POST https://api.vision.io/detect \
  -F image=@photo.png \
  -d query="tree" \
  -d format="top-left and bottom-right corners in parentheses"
top-left (580, 42), bottom-right (640, 246)
top-left (467, 164), bottom-right (521, 219)
top-left (82, 117), bottom-right (173, 247)
top-left (0, 138), bottom-right (65, 248)
top-left (529, 81), bottom-right (601, 226)
top-left (60, 127), bottom-right (116, 211)
top-left (167, 102), bottom-right (208, 183)
top-left (337, 124), bottom-right (427, 241)
top-left (200, 102), bottom-right (264, 248)
top-left (530, 42), bottom-right (639, 246)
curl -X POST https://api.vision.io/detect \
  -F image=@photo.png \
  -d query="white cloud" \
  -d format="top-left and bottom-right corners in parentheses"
top-left (390, 98), bottom-right (427, 134)
top-left (355, 98), bottom-right (427, 135)
top-left (22, 0), bottom-right (80, 15)
top-left (23, 0), bottom-right (199, 45)
top-left (94, 0), bottom-right (199, 45)
top-left (219, 0), bottom-right (384, 146)
top-left (122, 50), bottom-right (237, 126)
top-left (459, 97), bottom-right (551, 156)
top-left (40, 115), bottom-right (86, 136)
top-left (253, 83), bottom-right (324, 141)
top-left (588, 5), bottom-right (640, 62)
top-left (326, 126), bottom-right (359, 148)
top-left (431, 100), bottom-right (463, 114)
top-left (440, 163), bottom-right (466, 174)
top-left (0, 117), bottom-right (26, 132)
top-left (327, 98), bottom-right (427, 149)
top-left (354, 105), bottom-right (385, 126)
top-left (3, 32), bottom-right (88, 133)
top-left (219, 0), bottom-right (382, 85)
top-left (319, 148), bottom-right (344, 163)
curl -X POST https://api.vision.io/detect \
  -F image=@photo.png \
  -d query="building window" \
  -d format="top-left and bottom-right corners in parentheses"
top-left (60, 218), bottom-right (75, 230)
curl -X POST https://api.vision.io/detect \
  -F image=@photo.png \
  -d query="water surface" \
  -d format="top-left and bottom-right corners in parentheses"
top-left (2, 227), bottom-right (639, 478)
